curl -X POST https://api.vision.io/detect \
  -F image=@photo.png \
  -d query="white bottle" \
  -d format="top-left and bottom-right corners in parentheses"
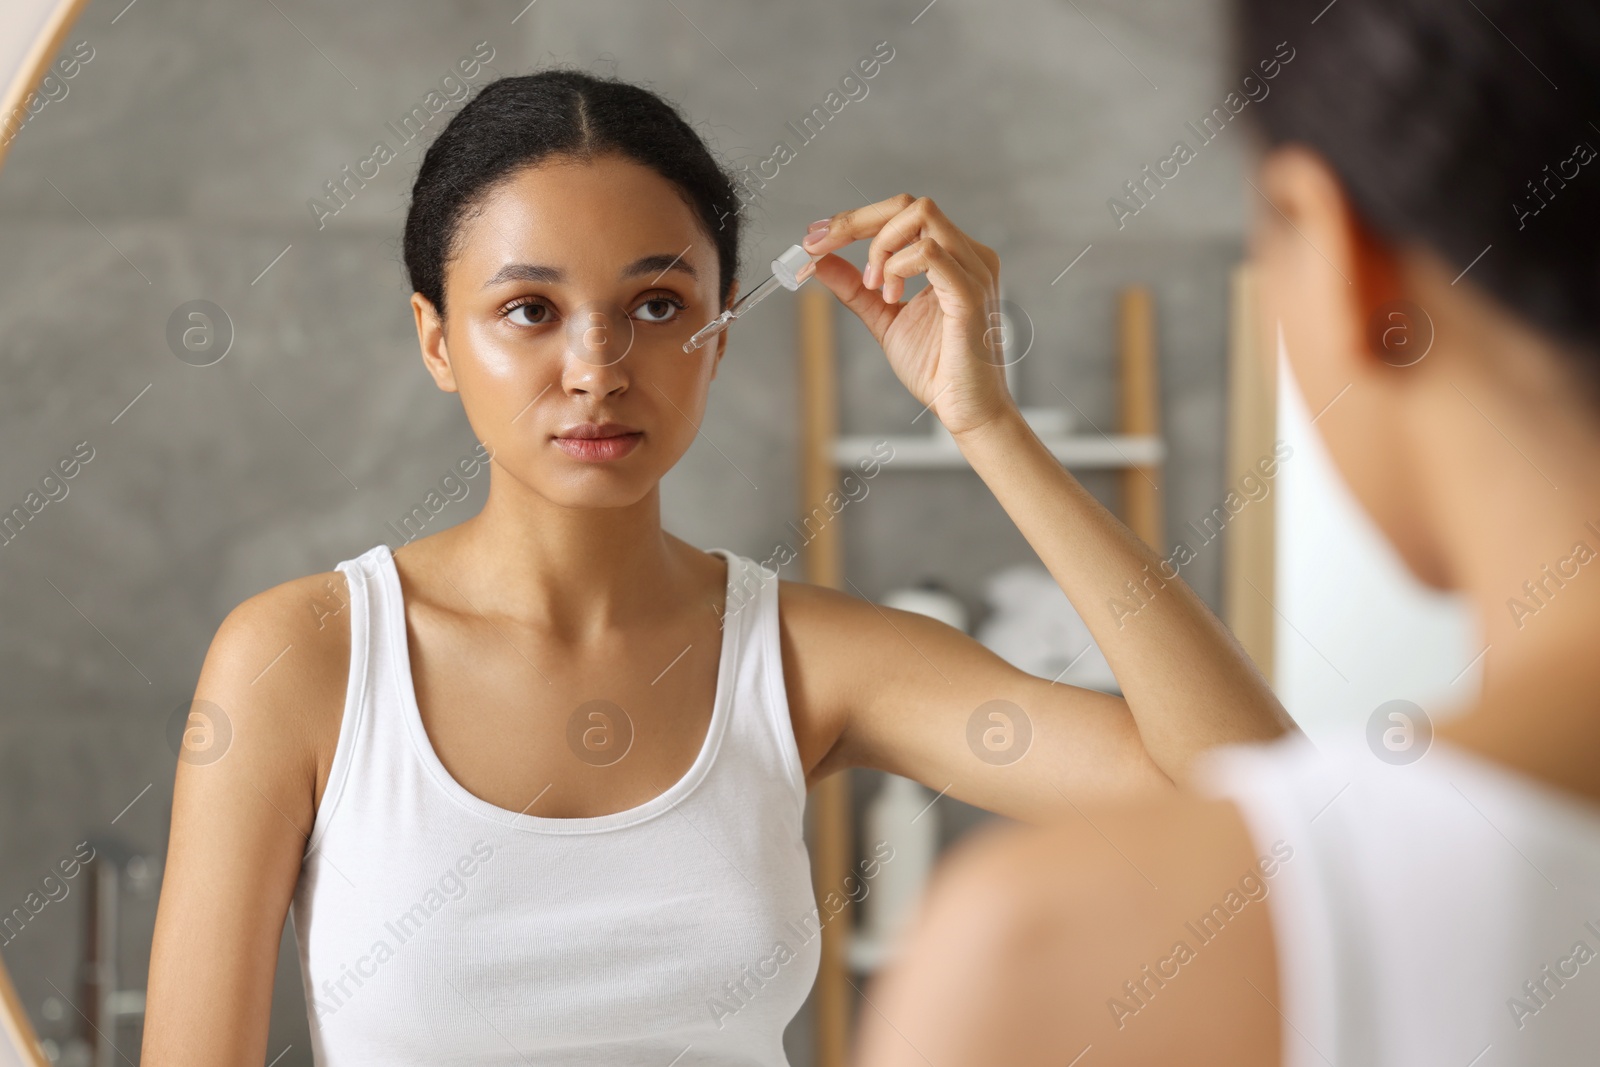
top-left (858, 583), bottom-right (957, 962)
top-left (881, 582), bottom-right (968, 633)
top-left (861, 773), bottom-right (939, 953)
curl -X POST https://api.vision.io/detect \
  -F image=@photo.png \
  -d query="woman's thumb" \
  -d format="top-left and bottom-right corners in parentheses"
top-left (808, 253), bottom-right (897, 342)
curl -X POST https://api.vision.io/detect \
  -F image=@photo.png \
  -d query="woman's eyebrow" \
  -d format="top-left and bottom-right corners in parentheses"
top-left (623, 252), bottom-right (698, 281)
top-left (480, 253), bottom-right (698, 290)
top-left (481, 263), bottom-right (563, 288)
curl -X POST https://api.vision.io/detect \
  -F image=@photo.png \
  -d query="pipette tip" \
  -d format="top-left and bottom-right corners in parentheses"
top-left (683, 311), bottom-right (734, 353)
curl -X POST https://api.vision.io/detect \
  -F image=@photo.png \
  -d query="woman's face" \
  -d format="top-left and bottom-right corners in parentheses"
top-left (411, 153), bottom-right (732, 509)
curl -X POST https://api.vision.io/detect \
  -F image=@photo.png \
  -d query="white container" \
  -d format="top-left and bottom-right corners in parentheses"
top-left (930, 405), bottom-right (1073, 447)
top-left (860, 774), bottom-right (938, 952)
top-left (880, 583), bottom-right (968, 633)
top-left (1019, 405), bottom-right (1073, 437)
top-left (858, 582), bottom-right (957, 957)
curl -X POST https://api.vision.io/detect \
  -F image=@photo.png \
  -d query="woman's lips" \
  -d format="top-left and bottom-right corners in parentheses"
top-left (553, 432), bottom-right (642, 461)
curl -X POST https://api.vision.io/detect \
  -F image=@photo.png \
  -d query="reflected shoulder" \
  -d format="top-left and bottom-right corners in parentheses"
top-left (195, 568), bottom-right (354, 789)
top-left (856, 793), bottom-right (1281, 1067)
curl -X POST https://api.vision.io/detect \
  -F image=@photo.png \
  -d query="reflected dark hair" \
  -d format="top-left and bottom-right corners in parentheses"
top-left (402, 69), bottom-right (742, 324)
top-left (1234, 0), bottom-right (1600, 364)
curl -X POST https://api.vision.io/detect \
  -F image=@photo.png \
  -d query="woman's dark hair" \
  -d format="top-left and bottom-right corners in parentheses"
top-left (1234, 0), bottom-right (1600, 367)
top-left (402, 69), bottom-right (742, 325)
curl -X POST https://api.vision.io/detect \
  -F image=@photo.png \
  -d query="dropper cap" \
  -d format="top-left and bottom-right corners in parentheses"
top-left (772, 243), bottom-right (819, 290)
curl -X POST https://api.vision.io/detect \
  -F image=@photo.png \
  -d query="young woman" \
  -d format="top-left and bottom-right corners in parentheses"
top-left (140, 71), bottom-right (1290, 1064)
top-left (853, 1), bottom-right (1600, 1065)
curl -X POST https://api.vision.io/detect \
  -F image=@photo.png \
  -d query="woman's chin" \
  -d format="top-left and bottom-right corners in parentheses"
top-left (539, 475), bottom-right (657, 511)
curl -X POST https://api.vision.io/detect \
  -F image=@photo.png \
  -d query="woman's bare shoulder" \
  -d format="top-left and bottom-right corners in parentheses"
top-left (856, 794), bottom-right (1281, 1067)
top-left (208, 569), bottom-right (351, 703)
top-left (193, 568), bottom-right (354, 807)
top-left (771, 575), bottom-right (918, 642)
top-left (769, 576), bottom-right (923, 779)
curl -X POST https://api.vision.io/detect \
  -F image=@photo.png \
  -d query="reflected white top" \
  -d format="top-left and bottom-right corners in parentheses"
top-left (1198, 731), bottom-right (1600, 1066)
top-left (290, 544), bottom-right (819, 1066)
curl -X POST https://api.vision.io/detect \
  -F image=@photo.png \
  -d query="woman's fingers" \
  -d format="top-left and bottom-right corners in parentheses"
top-left (802, 197), bottom-right (1014, 436)
top-left (881, 236), bottom-right (985, 316)
top-left (803, 193), bottom-right (995, 295)
top-left (802, 193), bottom-right (915, 257)
top-left (805, 251), bottom-right (902, 345)
top-left (806, 236), bottom-right (984, 338)
top-left (869, 197), bottom-right (993, 296)
top-left (863, 197), bottom-right (926, 290)
top-left (801, 197), bottom-right (996, 344)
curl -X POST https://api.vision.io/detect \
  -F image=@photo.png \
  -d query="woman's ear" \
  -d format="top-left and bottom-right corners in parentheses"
top-left (412, 292), bottom-right (459, 393)
top-left (1346, 195), bottom-right (1425, 369)
top-left (1253, 144), bottom-right (1415, 399)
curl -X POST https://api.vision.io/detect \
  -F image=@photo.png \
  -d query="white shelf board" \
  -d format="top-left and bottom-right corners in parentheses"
top-left (834, 433), bottom-right (1164, 470)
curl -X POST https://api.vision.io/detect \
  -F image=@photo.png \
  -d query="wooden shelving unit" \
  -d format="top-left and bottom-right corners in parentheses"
top-left (1222, 263), bottom-right (1276, 681)
top-left (795, 284), bottom-right (1169, 1067)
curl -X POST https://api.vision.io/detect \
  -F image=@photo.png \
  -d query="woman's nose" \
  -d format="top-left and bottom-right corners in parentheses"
top-left (561, 303), bottom-right (634, 395)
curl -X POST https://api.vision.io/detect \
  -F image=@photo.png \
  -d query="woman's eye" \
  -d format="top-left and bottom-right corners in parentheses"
top-left (504, 301), bottom-right (551, 326)
top-left (633, 296), bottom-right (686, 323)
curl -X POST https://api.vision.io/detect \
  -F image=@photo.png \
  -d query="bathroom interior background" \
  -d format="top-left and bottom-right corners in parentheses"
top-left (0, 0), bottom-right (1477, 1063)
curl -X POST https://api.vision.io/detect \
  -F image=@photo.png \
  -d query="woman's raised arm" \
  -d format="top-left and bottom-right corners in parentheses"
top-left (797, 195), bottom-right (1293, 795)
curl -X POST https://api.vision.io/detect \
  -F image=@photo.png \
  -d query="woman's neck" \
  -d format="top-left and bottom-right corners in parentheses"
top-left (419, 475), bottom-right (702, 639)
top-left (1438, 622), bottom-right (1600, 806)
top-left (1422, 348), bottom-right (1600, 803)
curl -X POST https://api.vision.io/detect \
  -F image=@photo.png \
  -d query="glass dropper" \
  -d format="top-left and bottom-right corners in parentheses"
top-left (683, 243), bottom-right (820, 352)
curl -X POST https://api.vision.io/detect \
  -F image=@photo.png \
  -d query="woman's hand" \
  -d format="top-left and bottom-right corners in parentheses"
top-left (799, 194), bottom-right (1016, 438)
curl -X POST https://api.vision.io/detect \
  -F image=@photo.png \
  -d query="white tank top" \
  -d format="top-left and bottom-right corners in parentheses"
top-left (289, 543), bottom-right (821, 1066)
top-left (1196, 731), bottom-right (1600, 1066)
